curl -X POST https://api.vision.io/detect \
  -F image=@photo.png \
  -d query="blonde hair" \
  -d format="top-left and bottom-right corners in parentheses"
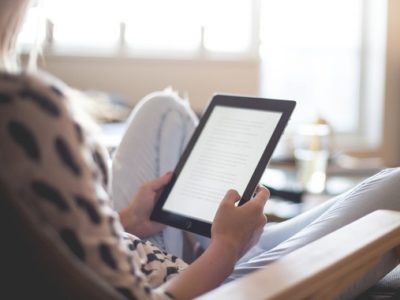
top-left (0, 0), bottom-right (30, 72)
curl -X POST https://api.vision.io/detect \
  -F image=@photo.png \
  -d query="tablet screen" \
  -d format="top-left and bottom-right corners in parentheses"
top-left (163, 105), bottom-right (282, 223)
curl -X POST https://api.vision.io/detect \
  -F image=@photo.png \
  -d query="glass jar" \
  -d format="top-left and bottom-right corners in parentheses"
top-left (294, 120), bottom-right (331, 194)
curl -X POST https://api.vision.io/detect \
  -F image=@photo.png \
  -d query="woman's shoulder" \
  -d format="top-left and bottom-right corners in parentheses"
top-left (0, 70), bottom-right (69, 114)
top-left (0, 70), bottom-right (100, 136)
top-left (0, 69), bottom-right (111, 191)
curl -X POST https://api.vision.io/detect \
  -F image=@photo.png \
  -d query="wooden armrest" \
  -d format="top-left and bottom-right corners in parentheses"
top-left (198, 210), bottom-right (400, 300)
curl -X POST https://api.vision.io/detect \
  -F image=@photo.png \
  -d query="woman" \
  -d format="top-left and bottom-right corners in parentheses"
top-left (1, 1), bottom-right (399, 299)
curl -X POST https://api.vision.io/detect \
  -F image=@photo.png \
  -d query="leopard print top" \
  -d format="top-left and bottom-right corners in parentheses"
top-left (0, 72), bottom-right (188, 300)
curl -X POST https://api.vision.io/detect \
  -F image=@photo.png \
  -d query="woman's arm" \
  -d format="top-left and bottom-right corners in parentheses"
top-left (160, 188), bottom-right (269, 299)
top-left (120, 172), bottom-right (269, 298)
top-left (159, 238), bottom-right (237, 299)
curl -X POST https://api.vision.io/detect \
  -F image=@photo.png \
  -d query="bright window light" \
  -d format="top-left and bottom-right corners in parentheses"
top-left (124, 0), bottom-right (201, 52)
top-left (260, 0), bottom-right (362, 133)
top-left (18, 0), bottom-right (255, 54)
top-left (201, 0), bottom-right (252, 53)
top-left (15, 0), bottom-right (386, 148)
top-left (42, 0), bottom-right (120, 49)
top-left (124, 0), bottom-right (253, 53)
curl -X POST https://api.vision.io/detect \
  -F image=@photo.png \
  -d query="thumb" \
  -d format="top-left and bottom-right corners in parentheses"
top-left (150, 171), bottom-right (173, 190)
top-left (222, 189), bottom-right (241, 206)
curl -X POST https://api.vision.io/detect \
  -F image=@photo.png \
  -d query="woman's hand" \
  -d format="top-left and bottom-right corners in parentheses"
top-left (119, 172), bottom-right (173, 238)
top-left (211, 186), bottom-right (269, 260)
top-left (161, 186), bottom-right (269, 299)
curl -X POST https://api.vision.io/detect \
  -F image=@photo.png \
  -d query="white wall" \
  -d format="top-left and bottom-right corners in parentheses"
top-left (39, 55), bottom-right (260, 113)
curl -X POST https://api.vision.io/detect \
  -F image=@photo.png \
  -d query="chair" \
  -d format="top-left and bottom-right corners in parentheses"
top-left (199, 210), bottom-right (400, 299)
top-left (1, 180), bottom-right (399, 300)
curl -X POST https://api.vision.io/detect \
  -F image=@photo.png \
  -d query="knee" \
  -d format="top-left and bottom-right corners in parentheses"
top-left (379, 167), bottom-right (400, 190)
top-left (374, 167), bottom-right (400, 185)
top-left (128, 88), bottom-right (198, 136)
top-left (136, 88), bottom-right (194, 120)
top-left (357, 167), bottom-right (400, 205)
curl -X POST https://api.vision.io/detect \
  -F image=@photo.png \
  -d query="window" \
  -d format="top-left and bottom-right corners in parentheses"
top-left (123, 0), bottom-right (201, 52)
top-left (259, 0), bottom-right (387, 149)
top-left (260, 0), bottom-right (362, 133)
top-left (17, 0), bottom-right (387, 150)
top-left (45, 0), bottom-right (120, 51)
top-left (19, 0), bottom-right (257, 56)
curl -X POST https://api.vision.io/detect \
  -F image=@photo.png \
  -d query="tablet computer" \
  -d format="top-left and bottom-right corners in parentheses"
top-left (151, 94), bottom-right (296, 237)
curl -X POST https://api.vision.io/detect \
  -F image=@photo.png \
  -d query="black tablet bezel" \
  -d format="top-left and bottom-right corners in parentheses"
top-left (150, 94), bottom-right (296, 237)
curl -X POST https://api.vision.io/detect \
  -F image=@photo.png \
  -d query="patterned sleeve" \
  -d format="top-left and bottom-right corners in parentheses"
top-left (0, 72), bottom-right (188, 300)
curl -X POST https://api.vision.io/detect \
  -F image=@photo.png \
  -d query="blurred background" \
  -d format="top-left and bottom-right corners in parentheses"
top-left (18, 0), bottom-right (400, 218)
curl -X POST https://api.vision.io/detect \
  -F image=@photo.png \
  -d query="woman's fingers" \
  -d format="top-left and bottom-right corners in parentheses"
top-left (222, 187), bottom-right (269, 208)
top-left (222, 189), bottom-right (241, 205)
top-left (149, 171), bottom-right (173, 190)
top-left (239, 186), bottom-right (269, 210)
